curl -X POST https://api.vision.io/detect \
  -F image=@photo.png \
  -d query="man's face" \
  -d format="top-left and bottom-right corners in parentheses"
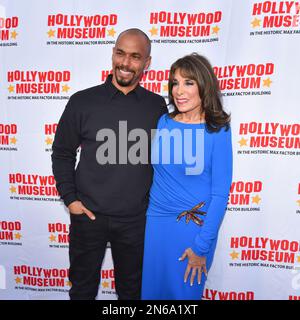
top-left (112, 33), bottom-right (151, 92)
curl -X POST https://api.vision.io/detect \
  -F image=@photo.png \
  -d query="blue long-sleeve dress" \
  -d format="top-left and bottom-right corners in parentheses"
top-left (141, 113), bottom-right (233, 300)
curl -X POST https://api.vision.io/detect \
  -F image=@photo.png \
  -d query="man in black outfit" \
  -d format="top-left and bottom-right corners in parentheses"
top-left (51, 28), bottom-right (167, 300)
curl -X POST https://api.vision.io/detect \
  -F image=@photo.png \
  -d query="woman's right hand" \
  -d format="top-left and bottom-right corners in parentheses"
top-left (179, 248), bottom-right (207, 286)
top-left (68, 201), bottom-right (96, 220)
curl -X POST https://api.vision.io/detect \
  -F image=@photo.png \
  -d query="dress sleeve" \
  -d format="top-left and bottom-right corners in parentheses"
top-left (191, 126), bottom-right (233, 256)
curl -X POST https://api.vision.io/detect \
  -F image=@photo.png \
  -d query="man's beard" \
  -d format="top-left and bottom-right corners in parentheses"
top-left (116, 77), bottom-right (133, 87)
top-left (115, 67), bottom-right (136, 87)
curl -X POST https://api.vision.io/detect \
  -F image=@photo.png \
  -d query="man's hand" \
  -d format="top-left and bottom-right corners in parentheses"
top-left (68, 201), bottom-right (96, 220)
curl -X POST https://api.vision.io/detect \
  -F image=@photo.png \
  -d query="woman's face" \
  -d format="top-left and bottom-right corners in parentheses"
top-left (171, 69), bottom-right (202, 115)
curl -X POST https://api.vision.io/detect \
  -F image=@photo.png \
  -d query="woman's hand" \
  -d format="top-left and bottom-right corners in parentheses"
top-left (179, 248), bottom-right (207, 286)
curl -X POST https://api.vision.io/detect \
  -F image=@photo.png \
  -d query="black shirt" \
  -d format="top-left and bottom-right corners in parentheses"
top-left (52, 75), bottom-right (168, 218)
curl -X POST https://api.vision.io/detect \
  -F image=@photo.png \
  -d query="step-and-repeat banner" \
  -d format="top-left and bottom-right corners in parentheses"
top-left (1, 0), bottom-right (300, 300)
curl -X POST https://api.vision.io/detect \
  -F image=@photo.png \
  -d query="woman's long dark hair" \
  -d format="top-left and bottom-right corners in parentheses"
top-left (168, 53), bottom-right (230, 132)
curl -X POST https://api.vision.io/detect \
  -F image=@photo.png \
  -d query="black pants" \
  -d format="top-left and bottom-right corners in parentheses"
top-left (68, 213), bottom-right (146, 300)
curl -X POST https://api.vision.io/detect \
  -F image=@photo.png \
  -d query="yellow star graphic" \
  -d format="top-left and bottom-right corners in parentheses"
top-left (66, 280), bottom-right (72, 287)
top-left (296, 256), bottom-right (300, 263)
top-left (11, 30), bottom-right (18, 39)
top-left (15, 277), bottom-right (22, 284)
top-left (163, 83), bottom-right (169, 92)
top-left (8, 85), bottom-right (15, 93)
top-left (296, 200), bottom-right (300, 206)
top-left (102, 281), bottom-right (110, 288)
top-left (15, 233), bottom-right (22, 240)
top-left (49, 234), bottom-right (57, 242)
top-left (263, 78), bottom-right (272, 87)
top-left (149, 26), bottom-right (158, 36)
top-left (251, 18), bottom-right (261, 28)
top-left (45, 136), bottom-right (53, 145)
top-left (107, 28), bottom-right (116, 37)
top-left (238, 137), bottom-right (248, 147)
top-left (10, 185), bottom-right (17, 193)
top-left (61, 84), bottom-right (70, 93)
top-left (212, 25), bottom-right (220, 35)
top-left (252, 195), bottom-right (261, 204)
top-left (10, 136), bottom-right (17, 145)
top-left (230, 251), bottom-right (239, 260)
top-left (47, 29), bottom-right (56, 38)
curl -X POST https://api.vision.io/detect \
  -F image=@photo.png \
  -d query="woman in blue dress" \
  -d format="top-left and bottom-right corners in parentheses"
top-left (142, 53), bottom-right (233, 300)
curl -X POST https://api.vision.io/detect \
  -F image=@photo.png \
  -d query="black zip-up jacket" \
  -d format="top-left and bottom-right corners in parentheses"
top-left (52, 75), bottom-right (167, 218)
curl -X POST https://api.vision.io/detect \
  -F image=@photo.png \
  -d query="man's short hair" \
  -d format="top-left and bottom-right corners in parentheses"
top-left (116, 28), bottom-right (151, 56)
